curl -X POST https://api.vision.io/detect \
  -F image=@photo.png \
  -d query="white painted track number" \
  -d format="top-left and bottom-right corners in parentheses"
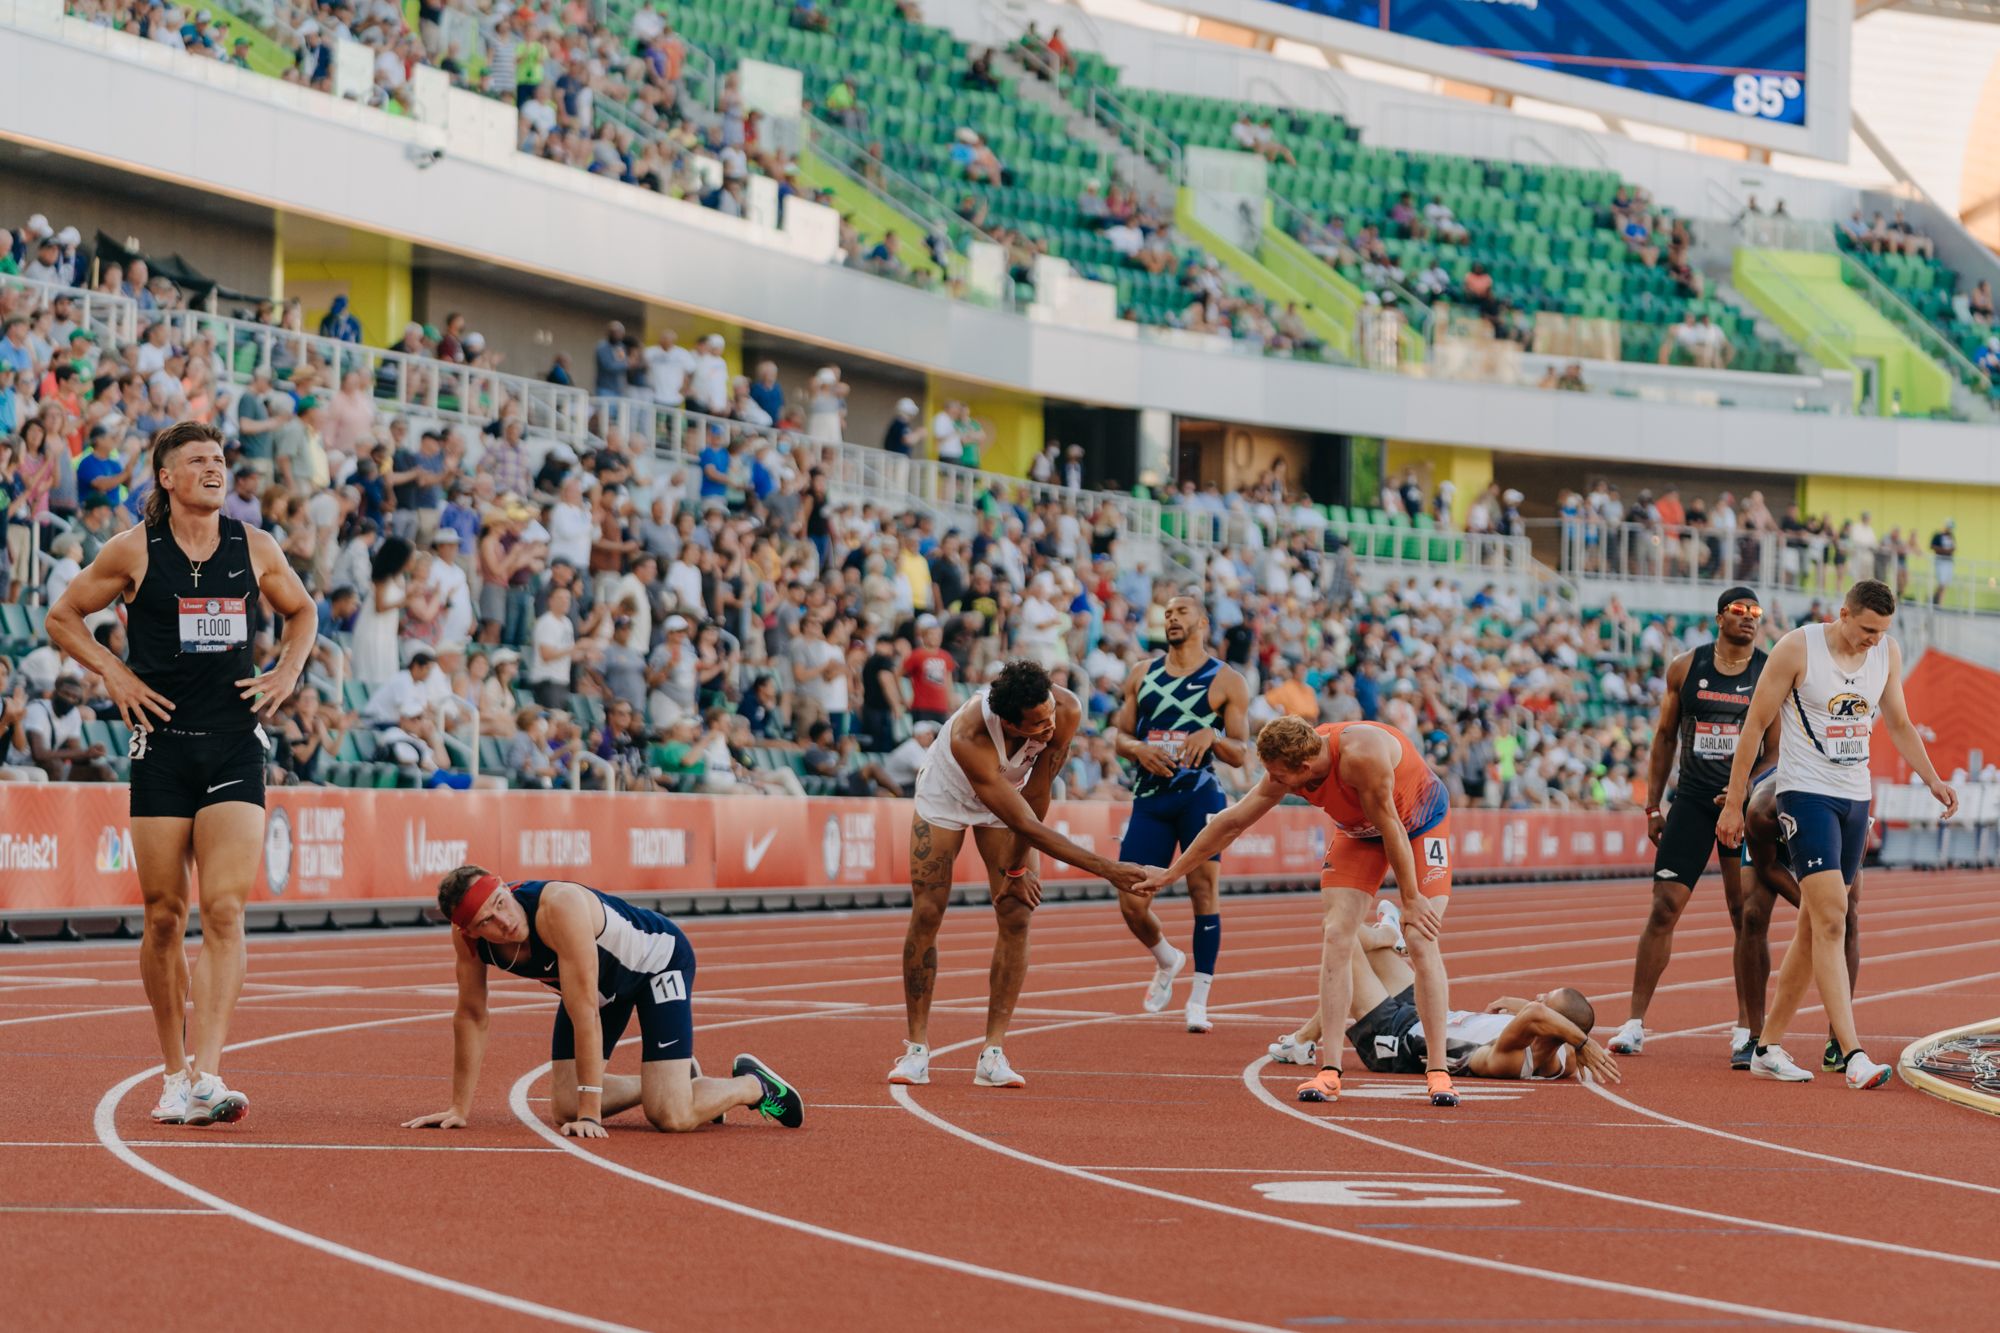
top-left (1254, 1180), bottom-right (1516, 1208)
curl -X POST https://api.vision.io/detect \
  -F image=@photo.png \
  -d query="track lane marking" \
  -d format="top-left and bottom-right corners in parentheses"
top-left (93, 1002), bottom-right (642, 1333)
top-left (888, 1024), bottom-right (1907, 1332)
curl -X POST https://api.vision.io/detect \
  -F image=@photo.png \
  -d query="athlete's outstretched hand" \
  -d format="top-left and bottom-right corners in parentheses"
top-left (560, 1118), bottom-right (609, 1140)
top-left (103, 660), bottom-right (174, 733)
top-left (1576, 1039), bottom-right (1621, 1085)
top-left (1132, 867), bottom-right (1172, 896)
top-left (1130, 744), bottom-right (1178, 779)
top-left (1108, 862), bottom-right (1156, 897)
top-left (403, 1109), bottom-right (469, 1130)
top-left (1928, 778), bottom-right (1959, 821)
top-left (1715, 804), bottom-right (1746, 850)
top-left (1401, 894), bottom-right (1443, 943)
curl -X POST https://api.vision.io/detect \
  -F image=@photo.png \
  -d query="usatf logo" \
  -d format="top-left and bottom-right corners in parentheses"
top-left (406, 820), bottom-right (468, 878)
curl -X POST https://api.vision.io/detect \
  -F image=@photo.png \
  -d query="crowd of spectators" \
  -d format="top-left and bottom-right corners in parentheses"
top-left (0, 217), bottom-right (1685, 807)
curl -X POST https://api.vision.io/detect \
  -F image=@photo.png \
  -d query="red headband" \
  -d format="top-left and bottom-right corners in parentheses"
top-left (450, 874), bottom-right (506, 931)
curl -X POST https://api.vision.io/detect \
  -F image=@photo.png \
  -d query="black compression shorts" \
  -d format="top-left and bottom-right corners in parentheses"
top-left (129, 729), bottom-right (268, 820)
top-left (1653, 791), bottom-right (1741, 888)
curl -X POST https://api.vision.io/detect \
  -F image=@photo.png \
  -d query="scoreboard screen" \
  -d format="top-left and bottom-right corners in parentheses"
top-left (1247, 0), bottom-right (1837, 151)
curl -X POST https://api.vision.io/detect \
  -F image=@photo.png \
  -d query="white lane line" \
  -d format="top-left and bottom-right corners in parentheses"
top-left (1240, 1056), bottom-right (2000, 1276)
top-left (507, 1063), bottom-right (1290, 1333)
top-left (0, 1204), bottom-right (221, 1215)
top-left (1584, 965), bottom-right (2000, 1197)
top-left (93, 1004), bottom-right (642, 1333)
top-left (1075, 1166), bottom-right (1498, 1177)
top-left (0, 1140), bottom-right (561, 1153)
top-left (889, 1029), bottom-right (1904, 1333)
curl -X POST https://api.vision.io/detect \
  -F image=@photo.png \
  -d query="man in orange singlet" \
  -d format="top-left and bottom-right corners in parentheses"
top-left (1138, 715), bottom-right (1459, 1107)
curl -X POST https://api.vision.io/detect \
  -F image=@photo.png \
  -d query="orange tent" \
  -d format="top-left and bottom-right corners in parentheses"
top-left (1869, 650), bottom-right (2000, 782)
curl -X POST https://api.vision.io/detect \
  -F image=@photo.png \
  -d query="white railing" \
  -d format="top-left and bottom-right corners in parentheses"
top-left (163, 309), bottom-right (590, 442)
top-left (571, 750), bottom-right (617, 792)
top-left (1533, 517), bottom-right (2000, 617)
top-left (1, 272), bottom-right (139, 346)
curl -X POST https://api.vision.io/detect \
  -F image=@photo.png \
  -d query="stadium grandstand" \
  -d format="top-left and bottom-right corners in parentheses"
top-left (4, 0), bottom-right (2000, 1325)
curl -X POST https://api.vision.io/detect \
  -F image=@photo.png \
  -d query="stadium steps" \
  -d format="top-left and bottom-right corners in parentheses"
top-left (1831, 236), bottom-right (2000, 416)
top-left (1170, 191), bottom-right (1350, 359)
top-left (1732, 249), bottom-right (1954, 417)
top-left (793, 145), bottom-right (949, 283)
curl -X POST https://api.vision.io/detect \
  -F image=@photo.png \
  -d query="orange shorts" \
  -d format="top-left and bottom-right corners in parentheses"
top-left (1320, 813), bottom-right (1453, 898)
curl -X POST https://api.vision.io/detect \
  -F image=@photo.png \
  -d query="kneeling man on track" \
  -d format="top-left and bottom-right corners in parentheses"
top-left (406, 868), bottom-right (803, 1137)
top-left (1330, 912), bottom-right (1621, 1084)
top-left (1717, 579), bottom-right (1954, 1090)
top-left (891, 660), bottom-right (1151, 1091)
top-left (1138, 716), bottom-right (1461, 1108)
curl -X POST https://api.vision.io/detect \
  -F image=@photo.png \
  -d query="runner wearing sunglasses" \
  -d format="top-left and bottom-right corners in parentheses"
top-left (1608, 587), bottom-right (1779, 1066)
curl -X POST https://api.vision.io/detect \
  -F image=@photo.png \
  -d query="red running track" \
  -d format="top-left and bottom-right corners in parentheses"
top-left (3, 870), bottom-right (1997, 1331)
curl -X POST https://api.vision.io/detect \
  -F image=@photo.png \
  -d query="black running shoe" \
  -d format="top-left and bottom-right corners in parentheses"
top-left (735, 1053), bottom-right (804, 1128)
top-left (1823, 1036), bottom-right (1847, 1073)
top-left (1731, 1037), bottom-right (1754, 1071)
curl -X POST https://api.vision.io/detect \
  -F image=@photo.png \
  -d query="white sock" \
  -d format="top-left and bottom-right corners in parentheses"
top-left (1149, 940), bottom-right (1178, 967)
top-left (1189, 974), bottom-right (1213, 1007)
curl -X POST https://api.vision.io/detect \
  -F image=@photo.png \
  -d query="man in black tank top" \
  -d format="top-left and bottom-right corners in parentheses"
top-left (1606, 588), bottom-right (1779, 1067)
top-left (48, 422), bottom-right (317, 1130)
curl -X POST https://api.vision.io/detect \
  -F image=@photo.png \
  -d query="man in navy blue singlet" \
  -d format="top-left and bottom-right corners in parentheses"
top-left (404, 867), bottom-right (803, 1136)
top-left (1111, 594), bottom-right (1249, 1034)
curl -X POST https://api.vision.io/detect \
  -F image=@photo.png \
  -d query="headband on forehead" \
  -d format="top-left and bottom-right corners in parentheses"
top-left (450, 873), bottom-right (506, 931)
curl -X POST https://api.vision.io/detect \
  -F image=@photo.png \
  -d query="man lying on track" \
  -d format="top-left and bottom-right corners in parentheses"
top-left (1273, 908), bottom-right (1621, 1084)
top-left (405, 867), bottom-right (803, 1137)
top-left (1137, 716), bottom-right (1461, 1108)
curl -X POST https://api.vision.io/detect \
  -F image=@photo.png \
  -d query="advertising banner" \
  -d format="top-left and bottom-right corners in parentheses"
top-left (0, 787), bottom-right (1652, 917)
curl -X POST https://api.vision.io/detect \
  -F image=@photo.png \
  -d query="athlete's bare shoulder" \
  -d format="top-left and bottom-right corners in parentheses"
top-left (1051, 684), bottom-right (1082, 726)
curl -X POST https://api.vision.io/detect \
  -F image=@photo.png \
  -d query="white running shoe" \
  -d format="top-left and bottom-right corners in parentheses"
top-left (150, 1070), bottom-right (192, 1125)
top-left (1843, 1051), bottom-right (1893, 1090)
top-left (887, 1040), bottom-right (930, 1086)
top-left (1374, 898), bottom-right (1407, 954)
top-left (1185, 1000), bottom-right (1212, 1034)
top-left (1143, 947), bottom-right (1185, 1014)
top-left (1268, 1033), bottom-right (1318, 1065)
top-left (973, 1045), bottom-right (1026, 1088)
top-left (184, 1072), bottom-right (248, 1126)
top-left (1608, 1019), bottom-right (1645, 1055)
top-left (1751, 1045), bottom-right (1814, 1082)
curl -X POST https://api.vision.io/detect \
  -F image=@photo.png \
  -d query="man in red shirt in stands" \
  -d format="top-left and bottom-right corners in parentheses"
top-left (903, 614), bottom-right (958, 726)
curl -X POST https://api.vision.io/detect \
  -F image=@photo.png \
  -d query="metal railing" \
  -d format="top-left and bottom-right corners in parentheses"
top-left (1080, 84), bottom-right (1184, 187)
top-left (162, 309), bottom-right (590, 442)
top-left (1835, 245), bottom-right (1994, 402)
top-left (0, 272), bottom-right (139, 346)
top-left (1266, 191), bottom-right (1435, 349)
top-left (1532, 517), bottom-right (2000, 617)
top-left (803, 118), bottom-right (1006, 302)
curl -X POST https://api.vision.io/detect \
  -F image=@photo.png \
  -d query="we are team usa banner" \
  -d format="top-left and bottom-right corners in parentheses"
top-left (0, 787), bottom-right (1655, 915)
top-left (1264, 0), bottom-right (1810, 125)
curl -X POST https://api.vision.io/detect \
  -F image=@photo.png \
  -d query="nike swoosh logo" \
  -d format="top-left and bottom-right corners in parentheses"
top-left (226, 569), bottom-right (245, 578)
top-left (654, 1037), bottom-right (680, 1051)
top-left (206, 779), bottom-right (244, 794)
top-left (744, 829), bottom-right (778, 871)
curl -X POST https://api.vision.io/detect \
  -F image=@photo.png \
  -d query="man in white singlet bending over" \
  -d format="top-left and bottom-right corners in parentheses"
top-left (890, 660), bottom-right (1151, 1090)
top-left (1718, 579), bottom-right (1955, 1089)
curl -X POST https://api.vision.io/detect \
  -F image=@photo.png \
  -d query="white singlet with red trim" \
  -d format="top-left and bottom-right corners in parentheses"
top-left (912, 689), bottom-right (1046, 831)
top-left (1775, 623), bottom-right (1889, 802)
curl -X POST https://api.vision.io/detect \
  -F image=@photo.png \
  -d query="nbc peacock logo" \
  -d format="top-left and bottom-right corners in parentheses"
top-left (97, 826), bottom-right (134, 873)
